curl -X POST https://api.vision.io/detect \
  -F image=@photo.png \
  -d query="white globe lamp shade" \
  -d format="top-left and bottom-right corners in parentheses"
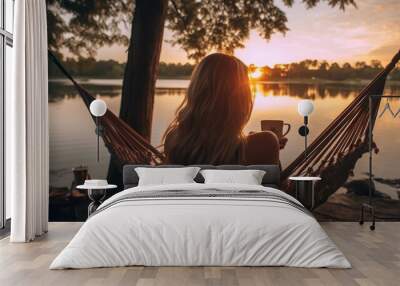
top-left (297, 100), bottom-right (314, 117)
top-left (90, 99), bottom-right (107, 117)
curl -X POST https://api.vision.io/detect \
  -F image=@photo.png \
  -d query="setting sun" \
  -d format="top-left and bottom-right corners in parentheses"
top-left (249, 68), bottom-right (263, 80)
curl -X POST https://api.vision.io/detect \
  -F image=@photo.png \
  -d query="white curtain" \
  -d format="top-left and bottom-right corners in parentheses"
top-left (7, 0), bottom-right (49, 242)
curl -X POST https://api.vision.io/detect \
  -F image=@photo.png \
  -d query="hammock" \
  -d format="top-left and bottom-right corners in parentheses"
top-left (48, 52), bottom-right (165, 166)
top-left (282, 50), bottom-right (400, 204)
top-left (49, 50), bottom-right (400, 206)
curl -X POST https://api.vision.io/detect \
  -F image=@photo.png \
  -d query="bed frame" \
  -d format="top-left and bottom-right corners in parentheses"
top-left (123, 165), bottom-right (281, 189)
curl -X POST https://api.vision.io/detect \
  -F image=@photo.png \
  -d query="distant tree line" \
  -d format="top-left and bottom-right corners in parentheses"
top-left (48, 58), bottom-right (194, 79)
top-left (49, 58), bottom-right (399, 81)
top-left (250, 59), bottom-right (400, 81)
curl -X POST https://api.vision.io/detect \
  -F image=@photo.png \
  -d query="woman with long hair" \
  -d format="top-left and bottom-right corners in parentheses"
top-left (163, 53), bottom-right (287, 165)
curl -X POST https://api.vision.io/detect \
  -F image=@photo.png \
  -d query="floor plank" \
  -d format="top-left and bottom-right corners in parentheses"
top-left (0, 222), bottom-right (399, 286)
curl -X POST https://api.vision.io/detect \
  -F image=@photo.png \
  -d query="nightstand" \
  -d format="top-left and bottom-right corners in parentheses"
top-left (76, 184), bottom-right (117, 216)
top-left (289, 176), bottom-right (321, 210)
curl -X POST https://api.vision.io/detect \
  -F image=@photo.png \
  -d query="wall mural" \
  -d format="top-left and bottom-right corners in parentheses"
top-left (47, 1), bottom-right (400, 221)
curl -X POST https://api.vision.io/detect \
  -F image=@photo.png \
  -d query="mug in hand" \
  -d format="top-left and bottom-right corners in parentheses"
top-left (261, 120), bottom-right (291, 138)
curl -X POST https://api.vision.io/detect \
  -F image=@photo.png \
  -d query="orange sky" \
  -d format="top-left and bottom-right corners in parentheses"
top-left (94, 0), bottom-right (399, 66)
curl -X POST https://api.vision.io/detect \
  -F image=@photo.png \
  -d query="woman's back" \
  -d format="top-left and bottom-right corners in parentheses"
top-left (165, 129), bottom-right (280, 165)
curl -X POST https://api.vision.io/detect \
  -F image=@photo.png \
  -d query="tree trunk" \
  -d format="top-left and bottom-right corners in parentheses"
top-left (120, 0), bottom-right (168, 140)
top-left (107, 0), bottom-right (168, 186)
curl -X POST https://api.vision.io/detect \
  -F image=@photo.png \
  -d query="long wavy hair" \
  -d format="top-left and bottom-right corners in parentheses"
top-left (163, 53), bottom-right (253, 164)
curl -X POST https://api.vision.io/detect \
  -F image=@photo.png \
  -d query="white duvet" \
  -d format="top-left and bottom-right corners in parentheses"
top-left (50, 183), bottom-right (351, 269)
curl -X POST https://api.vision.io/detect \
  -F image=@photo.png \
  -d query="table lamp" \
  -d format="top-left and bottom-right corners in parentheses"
top-left (297, 99), bottom-right (314, 159)
top-left (89, 99), bottom-right (107, 162)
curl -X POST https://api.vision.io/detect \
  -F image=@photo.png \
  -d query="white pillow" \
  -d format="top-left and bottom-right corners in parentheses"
top-left (200, 169), bottom-right (266, 185)
top-left (135, 167), bottom-right (201, 186)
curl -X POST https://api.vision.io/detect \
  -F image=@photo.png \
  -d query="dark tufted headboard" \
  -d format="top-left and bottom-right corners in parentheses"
top-left (123, 164), bottom-right (281, 189)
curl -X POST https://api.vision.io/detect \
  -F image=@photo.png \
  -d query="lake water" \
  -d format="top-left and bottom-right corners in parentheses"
top-left (49, 79), bottom-right (400, 200)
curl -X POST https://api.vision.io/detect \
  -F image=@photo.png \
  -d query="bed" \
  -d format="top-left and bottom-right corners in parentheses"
top-left (50, 165), bottom-right (350, 269)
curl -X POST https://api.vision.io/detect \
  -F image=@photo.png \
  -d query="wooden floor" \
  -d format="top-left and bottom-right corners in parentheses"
top-left (0, 222), bottom-right (399, 286)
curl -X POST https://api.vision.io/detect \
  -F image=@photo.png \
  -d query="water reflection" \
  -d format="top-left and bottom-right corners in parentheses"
top-left (252, 82), bottom-right (400, 100)
top-left (49, 81), bottom-right (187, 102)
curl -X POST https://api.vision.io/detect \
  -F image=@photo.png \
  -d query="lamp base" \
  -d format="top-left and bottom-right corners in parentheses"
top-left (298, 125), bottom-right (309, 136)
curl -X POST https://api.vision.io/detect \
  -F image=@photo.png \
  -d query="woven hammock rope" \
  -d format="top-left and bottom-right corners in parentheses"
top-left (49, 50), bottom-right (400, 201)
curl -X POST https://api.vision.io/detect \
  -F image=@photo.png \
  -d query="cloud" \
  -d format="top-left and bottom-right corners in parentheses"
top-left (365, 44), bottom-right (399, 63)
